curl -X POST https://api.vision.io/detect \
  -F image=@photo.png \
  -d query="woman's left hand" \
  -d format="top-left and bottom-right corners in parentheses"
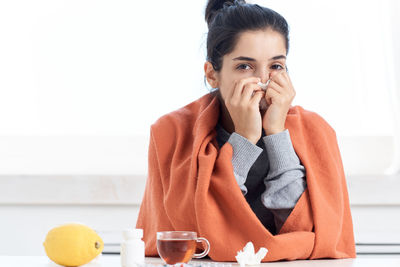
top-left (262, 70), bottom-right (296, 135)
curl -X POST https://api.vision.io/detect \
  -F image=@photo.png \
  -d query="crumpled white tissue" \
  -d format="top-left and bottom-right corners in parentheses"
top-left (257, 80), bottom-right (271, 91)
top-left (235, 242), bottom-right (268, 267)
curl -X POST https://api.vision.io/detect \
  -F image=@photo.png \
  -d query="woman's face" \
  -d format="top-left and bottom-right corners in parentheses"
top-left (207, 29), bottom-right (287, 105)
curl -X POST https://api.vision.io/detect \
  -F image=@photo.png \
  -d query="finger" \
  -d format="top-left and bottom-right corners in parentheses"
top-left (279, 71), bottom-right (296, 97)
top-left (267, 80), bottom-right (285, 94)
top-left (266, 85), bottom-right (295, 106)
top-left (270, 71), bottom-right (289, 89)
top-left (241, 83), bottom-right (261, 102)
top-left (282, 68), bottom-right (291, 82)
top-left (265, 87), bottom-right (281, 105)
top-left (250, 90), bottom-right (265, 106)
top-left (270, 74), bottom-right (296, 100)
top-left (284, 71), bottom-right (293, 87)
top-left (231, 76), bottom-right (261, 100)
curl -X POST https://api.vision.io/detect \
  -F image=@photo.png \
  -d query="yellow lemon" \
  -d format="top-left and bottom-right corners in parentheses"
top-left (43, 223), bottom-right (104, 267)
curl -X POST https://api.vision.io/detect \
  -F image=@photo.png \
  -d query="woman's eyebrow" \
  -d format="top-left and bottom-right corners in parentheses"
top-left (232, 55), bottom-right (286, 61)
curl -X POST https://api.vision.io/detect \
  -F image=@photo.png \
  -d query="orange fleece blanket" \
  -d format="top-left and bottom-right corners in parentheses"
top-left (136, 92), bottom-right (356, 261)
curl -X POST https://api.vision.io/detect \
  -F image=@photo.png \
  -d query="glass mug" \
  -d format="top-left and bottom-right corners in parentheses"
top-left (156, 231), bottom-right (210, 265)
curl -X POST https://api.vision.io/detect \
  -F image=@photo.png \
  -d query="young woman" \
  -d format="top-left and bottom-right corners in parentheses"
top-left (137, 0), bottom-right (356, 261)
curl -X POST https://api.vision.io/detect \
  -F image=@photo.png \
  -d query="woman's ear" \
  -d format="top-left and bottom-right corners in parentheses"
top-left (204, 61), bottom-right (219, 88)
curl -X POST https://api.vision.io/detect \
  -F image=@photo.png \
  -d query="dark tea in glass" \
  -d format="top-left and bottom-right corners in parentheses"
top-left (156, 231), bottom-right (210, 265)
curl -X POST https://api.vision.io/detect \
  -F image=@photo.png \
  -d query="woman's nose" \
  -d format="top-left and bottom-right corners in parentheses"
top-left (257, 71), bottom-right (271, 84)
top-left (256, 68), bottom-right (271, 83)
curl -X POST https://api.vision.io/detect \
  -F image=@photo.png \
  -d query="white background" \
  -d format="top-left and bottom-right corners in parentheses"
top-left (0, 0), bottom-right (399, 256)
top-left (0, 0), bottom-right (398, 137)
top-left (0, 0), bottom-right (399, 175)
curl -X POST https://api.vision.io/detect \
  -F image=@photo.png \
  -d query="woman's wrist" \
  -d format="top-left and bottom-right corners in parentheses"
top-left (265, 127), bottom-right (285, 136)
top-left (234, 130), bottom-right (260, 145)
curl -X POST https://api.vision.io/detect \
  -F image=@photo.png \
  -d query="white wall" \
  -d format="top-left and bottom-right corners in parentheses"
top-left (0, 0), bottom-right (398, 172)
top-left (0, 205), bottom-right (140, 256)
top-left (0, 0), bottom-right (398, 137)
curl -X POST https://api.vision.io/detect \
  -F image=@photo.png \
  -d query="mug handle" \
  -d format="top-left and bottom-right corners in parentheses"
top-left (193, 237), bottom-right (210, 259)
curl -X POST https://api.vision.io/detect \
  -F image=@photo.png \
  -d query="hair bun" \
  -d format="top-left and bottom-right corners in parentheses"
top-left (205, 0), bottom-right (246, 28)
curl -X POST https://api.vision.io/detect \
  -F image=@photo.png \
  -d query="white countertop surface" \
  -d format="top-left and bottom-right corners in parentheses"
top-left (1, 255), bottom-right (400, 267)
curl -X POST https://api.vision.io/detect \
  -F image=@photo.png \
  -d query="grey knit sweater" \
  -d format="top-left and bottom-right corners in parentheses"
top-left (215, 123), bottom-right (307, 234)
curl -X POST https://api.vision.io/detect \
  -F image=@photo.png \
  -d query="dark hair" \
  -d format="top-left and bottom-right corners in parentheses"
top-left (204, 0), bottom-right (290, 74)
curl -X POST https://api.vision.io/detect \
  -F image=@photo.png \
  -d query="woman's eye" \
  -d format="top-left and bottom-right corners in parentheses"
top-left (237, 64), bottom-right (251, 70)
top-left (271, 64), bottom-right (284, 70)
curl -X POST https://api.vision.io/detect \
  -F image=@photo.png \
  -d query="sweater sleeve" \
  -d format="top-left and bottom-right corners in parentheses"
top-left (261, 129), bottom-right (307, 232)
top-left (227, 132), bottom-right (263, 195)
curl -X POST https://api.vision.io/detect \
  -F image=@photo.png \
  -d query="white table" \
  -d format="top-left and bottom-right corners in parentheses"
top-left (1, 255), bottom-right (400, 267)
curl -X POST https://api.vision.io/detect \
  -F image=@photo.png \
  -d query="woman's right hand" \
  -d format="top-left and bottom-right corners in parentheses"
top-left (224, 77), bottom-right (265, 144)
